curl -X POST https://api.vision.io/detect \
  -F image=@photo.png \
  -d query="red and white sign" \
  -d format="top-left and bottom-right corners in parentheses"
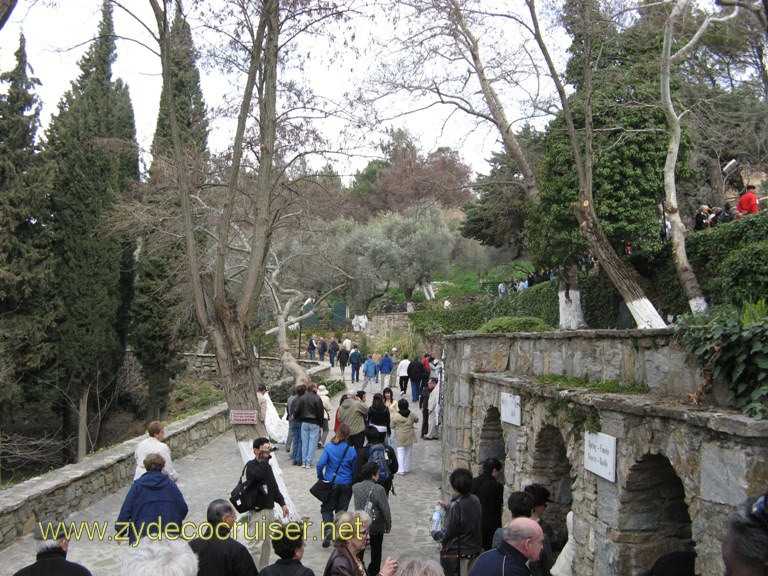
top-left (230, 410), bottom-right (259, 425)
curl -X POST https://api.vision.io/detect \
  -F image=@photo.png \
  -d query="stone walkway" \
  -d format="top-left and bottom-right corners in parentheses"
top-left (3, 364), bottom-right (444, 575)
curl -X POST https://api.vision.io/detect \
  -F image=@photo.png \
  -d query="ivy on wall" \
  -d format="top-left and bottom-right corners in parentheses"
top-left (676, 301), bottom-right (768, 419)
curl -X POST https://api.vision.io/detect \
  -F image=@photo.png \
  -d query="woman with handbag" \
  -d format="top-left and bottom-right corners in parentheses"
top-left (315, 424), bottom-right (357, 548)
top-left (352, 463), bottom-right (392, 576)
top-left (322, 510), bottom-right (397, 576)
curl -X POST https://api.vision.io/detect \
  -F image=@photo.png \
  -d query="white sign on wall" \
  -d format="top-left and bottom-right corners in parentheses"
top-left (500, 393), bottom-right (522, 426)
top-left (584, 431), bottom-right (617, 482)
top-left (230, 410), bottom-right (259, 425)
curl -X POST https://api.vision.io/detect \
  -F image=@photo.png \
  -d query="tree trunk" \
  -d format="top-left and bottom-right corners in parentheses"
top-left (203, 284), bottom-right (268, 442)
top-left (558, 265), bottom-right (588, 330)
top-left (660, 0), bottom-right (709, 315)
top-left (77, 388), bottom-right (88, 461)
top-left (574, 202), bottom-right (667, 328)
top-left (0, 0), bottom-right (17, 31)
top-left (273, 311), bottom-right (311, 388)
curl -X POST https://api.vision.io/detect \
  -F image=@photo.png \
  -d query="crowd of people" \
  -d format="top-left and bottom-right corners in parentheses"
top-left (692, 185), bottom-right (762, 232)
top-left (13, 365), bottom-right (767, 576)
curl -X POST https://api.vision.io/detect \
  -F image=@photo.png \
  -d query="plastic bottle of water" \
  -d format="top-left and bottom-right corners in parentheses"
top-left (430, 504), bottom-right (444, 534)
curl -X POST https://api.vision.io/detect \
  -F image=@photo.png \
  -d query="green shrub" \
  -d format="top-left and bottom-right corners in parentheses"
top-left (714, 241), bottom-right (768, 306)
top-left (676, 302), bottom-right (768, 419)
top-left (477, 316), bottom-right (553, 333)
top-left (634, 212), bottom-right (768, 315)
top-left (579, 272), bottom-right (623, 328)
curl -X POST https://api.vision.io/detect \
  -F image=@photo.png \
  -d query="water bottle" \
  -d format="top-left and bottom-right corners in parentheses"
top-left (430, 504), bottom-right (444, 534)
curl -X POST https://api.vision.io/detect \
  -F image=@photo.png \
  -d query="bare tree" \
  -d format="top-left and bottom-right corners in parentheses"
top-left (144, 0), bottom-right (348, 444)
top-left (263, 249), bottom-right (348, 386)
top-left (661, 1), bottom-right (741, 315)
top-left (372, 0), bottom-right (589, 329)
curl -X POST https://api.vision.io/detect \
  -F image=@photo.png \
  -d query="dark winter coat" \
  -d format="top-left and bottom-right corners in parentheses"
top-left (407, 359), bottom-right (426, 382)
top-left (190, 532), bottom-right (258, 576)
top-left (116, 471), bottom-right (188, 544)
top-left (469, 540), bottom-right (532, 576)
top-left (12, 549), bottom-right (92, 576)
top-left (245, 456), bottom-right (286, 511)
top-left (472, 473), bottom-right (504, 551)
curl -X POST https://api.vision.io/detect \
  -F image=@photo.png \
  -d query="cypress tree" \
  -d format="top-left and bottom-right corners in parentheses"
top-left (0, 34), bottom-right (56, 414)
top-left (130, 2), bottom-right (208, 421)
top-left (45, 0), bottom-right (139, 460)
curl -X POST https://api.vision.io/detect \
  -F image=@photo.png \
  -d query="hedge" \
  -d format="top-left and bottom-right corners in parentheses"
top-left (411, 212), bottom-right (768, 334)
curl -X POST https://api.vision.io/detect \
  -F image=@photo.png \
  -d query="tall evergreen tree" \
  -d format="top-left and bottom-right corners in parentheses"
top-left (45, 1), bottom-right (139, 460)
top-left (0, 34), bottom-right (55, 415)
top-left (131, 3), bottom-right (208, 422)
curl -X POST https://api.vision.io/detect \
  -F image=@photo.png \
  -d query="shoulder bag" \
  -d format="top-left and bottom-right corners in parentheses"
top-left (310, 443), bottom-right (351, 503)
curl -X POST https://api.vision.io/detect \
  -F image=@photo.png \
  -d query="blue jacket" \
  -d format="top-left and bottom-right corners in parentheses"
top-left (470, 540), bottom-right (532, 576)
top-left (316, 441), bottom-right (356, 485)
top-left (379, 356), bottom-right (393, 374)
top-left (117, 471), bottom-right (188, 543)
top-left (363, 359), bottom-right (378, 377)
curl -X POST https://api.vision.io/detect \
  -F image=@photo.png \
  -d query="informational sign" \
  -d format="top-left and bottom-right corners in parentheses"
top-left (584, 431), bottom-right (617, 482)
top-left (500, 393), bottom-right (522, 426)
top-left (230, 410), bottom-right (259, 425)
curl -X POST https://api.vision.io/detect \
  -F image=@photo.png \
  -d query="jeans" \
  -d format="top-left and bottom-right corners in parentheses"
top-left (321, 483), bottom-right (353, 540)
top-left (290, 420), bottom-right (303, 463)
top-left (351, 364), bottom-right (360, 382)
top-left (309, 350), bottom-right (316, 360)
top-left (410, 378), bottom-right (421, 402)
top-left (329, 351), bottom-right (336, 367)
top-left (301, 422), bottom-right (321, 466)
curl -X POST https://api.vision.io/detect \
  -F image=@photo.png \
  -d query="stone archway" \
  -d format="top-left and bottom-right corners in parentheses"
top-left (531, 424), bottom-right (573, 553)
top-left (616, 453), bottom-right (694, 575)
top-left (477, 406), bottom-right (505, 465)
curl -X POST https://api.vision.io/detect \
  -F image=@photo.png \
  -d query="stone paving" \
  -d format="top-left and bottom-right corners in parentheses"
top-left (2, 365), bottom-right (445, 575)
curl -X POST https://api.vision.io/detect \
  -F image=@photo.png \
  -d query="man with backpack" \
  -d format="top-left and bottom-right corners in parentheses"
top-left (353, 427), bottom-right (398, 495)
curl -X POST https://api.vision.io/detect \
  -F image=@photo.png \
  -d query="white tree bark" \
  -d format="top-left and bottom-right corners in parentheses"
top-left (661, 1), bottom-right (739, 315)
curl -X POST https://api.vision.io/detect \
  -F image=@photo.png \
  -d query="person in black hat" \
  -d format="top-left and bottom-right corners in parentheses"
top-left (524, 484), bottom-right (554, 576)
top-left (13, 519), bottom-right (92, 576)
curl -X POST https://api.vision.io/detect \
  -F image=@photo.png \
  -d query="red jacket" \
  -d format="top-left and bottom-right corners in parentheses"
top-left (737, 190), bottom-right (759, 214)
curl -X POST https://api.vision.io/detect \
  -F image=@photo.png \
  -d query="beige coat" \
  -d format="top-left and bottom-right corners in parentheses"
top-left (392, 410), bottom-right (419, 446)
top-left (338, 398), bottom-right (368, 435)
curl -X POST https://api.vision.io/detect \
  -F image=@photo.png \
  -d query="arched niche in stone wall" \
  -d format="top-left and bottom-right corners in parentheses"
top-left (477, 406), bottom-right (505, 474)
top-left (615, 453), bottom-right (694, 575)
top-left (530, 424), bottom-right (573, 555)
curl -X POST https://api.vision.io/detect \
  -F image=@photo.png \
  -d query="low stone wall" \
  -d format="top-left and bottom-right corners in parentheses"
top-left (0, 403), bottom-right (230, 550)
top-left (183, 353), bottom-right (323, 383)
top-left (456, 328), bottom-right (702, 397)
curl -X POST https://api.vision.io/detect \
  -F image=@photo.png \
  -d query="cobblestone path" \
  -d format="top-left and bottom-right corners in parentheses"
top-left (3, 365), bottom-right (445, 575)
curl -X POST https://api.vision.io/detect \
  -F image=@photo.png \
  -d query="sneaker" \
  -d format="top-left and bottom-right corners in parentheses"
top-left (293, 461), bottom-right (300, 466)
top-left (322, 537), bottom-right (331, 548)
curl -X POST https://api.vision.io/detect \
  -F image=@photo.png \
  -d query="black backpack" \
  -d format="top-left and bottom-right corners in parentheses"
top-left (368, 443), bottom-right (392, 484)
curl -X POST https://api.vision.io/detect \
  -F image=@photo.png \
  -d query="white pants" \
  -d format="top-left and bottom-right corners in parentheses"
top-left (397, 445), bottom-right (413, 473)
top-left (244, 510), bottom-right (273, 570)
top-left (380, 373), bottom-right (391, 391)
top-left (427, 411), bottom-right (438, 438)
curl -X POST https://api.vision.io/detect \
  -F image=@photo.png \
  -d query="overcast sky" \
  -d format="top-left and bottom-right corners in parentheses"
top-left (0, 0), bottom-right (503, 181)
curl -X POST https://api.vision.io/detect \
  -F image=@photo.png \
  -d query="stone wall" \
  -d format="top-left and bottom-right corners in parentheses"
top-left (457, 328), bottom-right (703, 397)
top-left (183, 353), bottom-right (324, 384)
top-left (441, 332), bottom-right (768, 576)
top-left (0, 403), bottom-right (231, 550)
top-left (362, 313), bottom-right (412, 343)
